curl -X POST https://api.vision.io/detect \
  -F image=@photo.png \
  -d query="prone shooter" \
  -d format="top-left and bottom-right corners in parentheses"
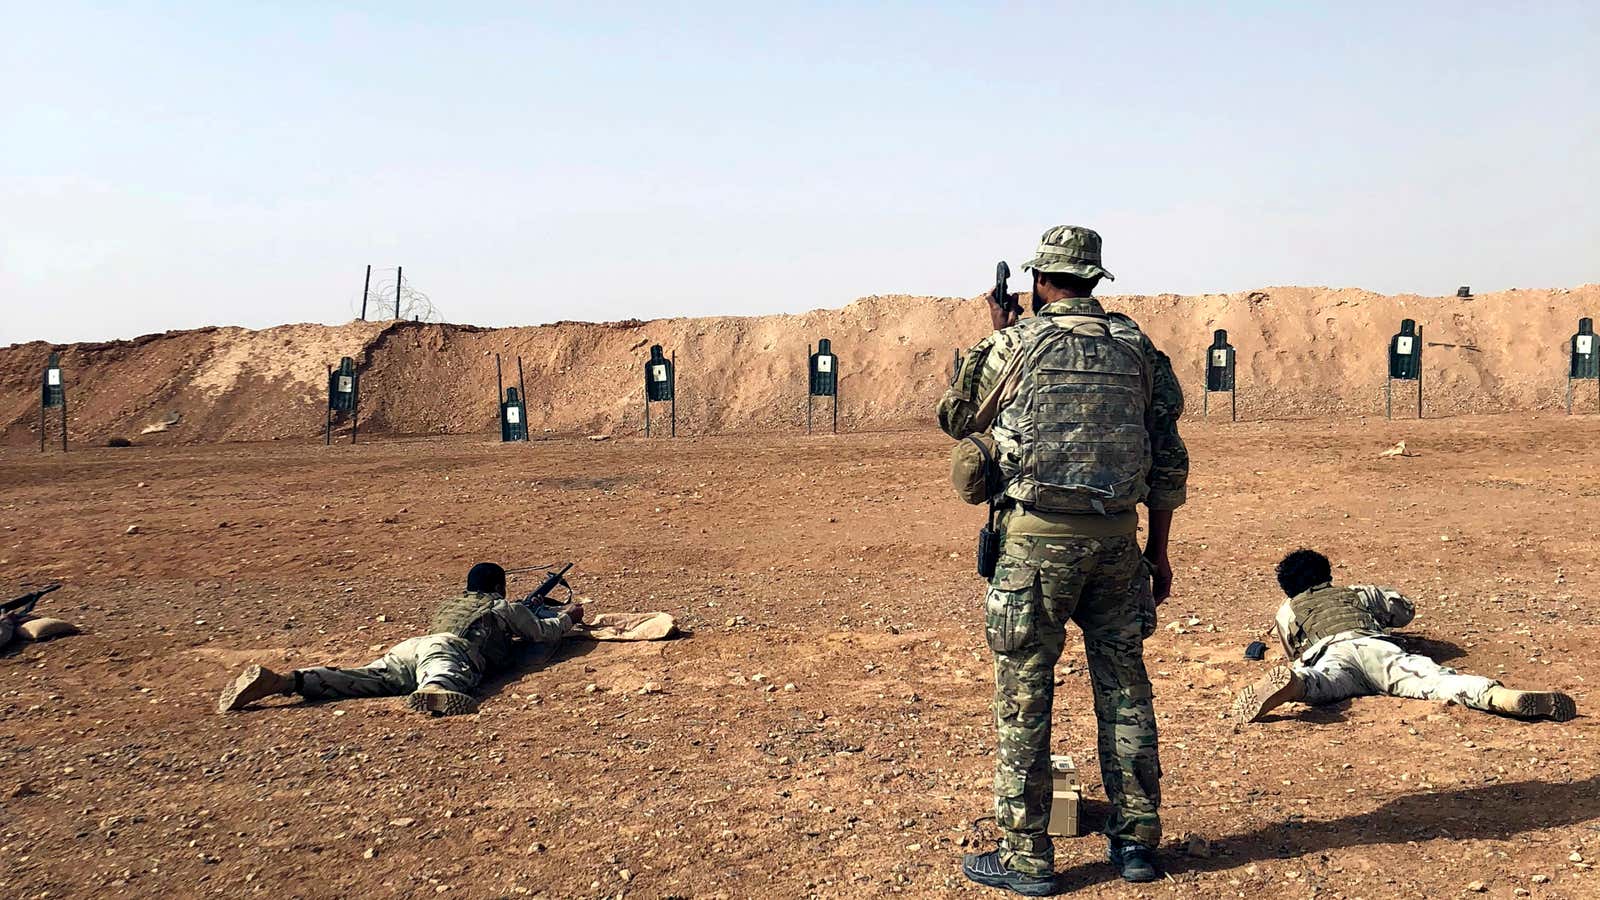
top-left (218, 561), bottom-right (584, 717)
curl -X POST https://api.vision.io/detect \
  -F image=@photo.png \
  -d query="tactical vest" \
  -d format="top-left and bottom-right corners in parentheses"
top-left (998, 314), bottom-right (1152, 515)
top-left (428, 591), bottom-right (498, 637)
top-left (1284, 584), bottom-right (1384, 657)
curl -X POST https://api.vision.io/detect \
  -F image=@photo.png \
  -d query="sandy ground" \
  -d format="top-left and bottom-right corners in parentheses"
top-left (2, 414), bottom-right (1598, 899)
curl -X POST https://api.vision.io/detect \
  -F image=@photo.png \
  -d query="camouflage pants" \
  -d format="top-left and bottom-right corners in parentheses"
top-left (296, 633), bottom-right (483, 700)
top-left (985, 533), bottom-right (1161, 876)
top-left (1296, 636), bottom-right (1498, 709)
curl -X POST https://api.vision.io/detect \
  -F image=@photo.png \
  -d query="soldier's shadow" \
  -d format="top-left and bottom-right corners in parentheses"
top-left (1391, 633), bottom-right (1468, 663)
top-left (1058, 775), bottom-right (1600, 891)
top-left (1258, 701), bottom-right (1352, 725)
top-left (476, 639), bottom-right (602, 700)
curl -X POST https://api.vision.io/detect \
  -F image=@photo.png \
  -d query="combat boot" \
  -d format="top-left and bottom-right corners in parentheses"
top-left (1232, 666), bottom-right (1305, 725)
top-left (218, 664), bottom-right (295, 713)
top-left (960, 849), bottom-right (1059, 896)
top-left (406, 687), bottom-right (480, 717)
top-left (1482, 687), bottom-right (1576, 722)
top-left (1108, 838), bottom-right (1160, 883)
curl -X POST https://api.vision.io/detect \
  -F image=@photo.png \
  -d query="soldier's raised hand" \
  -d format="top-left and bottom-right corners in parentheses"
top-left (986, 291), bottom-right (1021, 331)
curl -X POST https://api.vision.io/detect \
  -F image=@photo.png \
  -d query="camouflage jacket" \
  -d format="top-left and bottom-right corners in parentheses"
top-left (438, 593), bottom-right (575, 672)
top-left (1273, 583), bottom-right (1416, 664)
top-left (937, 297), bottom-right (1189, 511)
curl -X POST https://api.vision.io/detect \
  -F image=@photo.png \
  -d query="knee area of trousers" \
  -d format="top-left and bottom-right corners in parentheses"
top-left (1094, 681), bottom-right (1154, 712)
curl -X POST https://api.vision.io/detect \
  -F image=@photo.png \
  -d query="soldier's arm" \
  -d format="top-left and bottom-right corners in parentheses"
top-left (1368, 586), bottom-right (1417, 629)
top-left (937, 331), bottom-right (1018, 439)
top-left (1142, 339), bottom-right (1190, 512)
top-left (496, 599), bottom-right (575, 642)
top-left (1140, 336), bottom-right (1189, 601)
top-left (1273, 599), bottom-right (1297, 659)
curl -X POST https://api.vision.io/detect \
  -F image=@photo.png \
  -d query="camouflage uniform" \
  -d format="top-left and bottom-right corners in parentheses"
top-left (1276, 584), bottom-right (1498, 709)
top-left (296, 592), bottom-right (573, 700)
top-left (938, 226), bottom-right (1188, 876)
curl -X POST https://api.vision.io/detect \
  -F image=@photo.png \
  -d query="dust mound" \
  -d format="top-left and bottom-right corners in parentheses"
top-left (2, 285), bottom-right (1595, 445)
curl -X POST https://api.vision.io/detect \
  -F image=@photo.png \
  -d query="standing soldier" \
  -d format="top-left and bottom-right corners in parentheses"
top-left (941, 226), bottom-right (1188, 895)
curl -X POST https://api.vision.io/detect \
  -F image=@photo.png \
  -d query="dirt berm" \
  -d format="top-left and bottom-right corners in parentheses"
top-left (2, 285), bottom-right (1595, 445)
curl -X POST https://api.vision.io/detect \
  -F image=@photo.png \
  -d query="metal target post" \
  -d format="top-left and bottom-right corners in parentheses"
top-left (1201, 330), bottom-right (1237, 422)
top-left (517, 356), bottom-right (528, 440)
top-left (643, 345), bottom-right (676, 438)
top-left (807, 338), bottom-right (839, 434)
top-left (360, 265), bottom-right (372, 321)
top-left (496, 354), bottom-right (531, 442)
top-left (40, 352), bottom-right (67, 453)
top-left (327, 357), bottom-right (359, 444)
top-left (1570, 318), bottom-right (1598, 415)
top-left (1385, 321), bottom-right (1423, 420)
top-left (325, 365), bottom-right (334, 445)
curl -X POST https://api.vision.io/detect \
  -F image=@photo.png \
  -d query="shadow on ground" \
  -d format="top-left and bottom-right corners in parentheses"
top-left (1056, 775), bottom-right (1600, 891)
top-left (1394, 633), bottom-right (1468, 663)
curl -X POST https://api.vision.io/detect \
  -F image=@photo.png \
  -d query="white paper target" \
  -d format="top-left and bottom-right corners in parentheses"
top-left (1396, 336), bottom-right (1414, 355)
top-left (337, 375), bottom-right (353, 393)
top-left (652, 365), bottom-right (667, 382)
top-left (46, 369), bottom-right (61, 386)
top-left (1210, 350), bottom-right (1227, 368)
top-left (1579, 335), bottom-right (1594, 355)
top-left (817, 355), bottom-right (833, 373)
top-left (506, 407), bottom-right (521, 424)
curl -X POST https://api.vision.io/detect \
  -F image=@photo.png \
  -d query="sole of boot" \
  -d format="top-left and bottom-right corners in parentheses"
top-left (1119, 866), bottom-right (1159, 884)
top-left (1514, 691), bottom-right (1577, 722)
top-left (406, 689), bottom-right (479, 717)
top-left (1233, 666), bottom-right (1299, 725)
top-left (218, 664), bottom-right (276, 714)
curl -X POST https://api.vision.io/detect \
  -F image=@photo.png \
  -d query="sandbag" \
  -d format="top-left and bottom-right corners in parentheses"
top-left (18, 617), bottom-right (79, 641)
top-left (572, 612), bottom-right (677, 641)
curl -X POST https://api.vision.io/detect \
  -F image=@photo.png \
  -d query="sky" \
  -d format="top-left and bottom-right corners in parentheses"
top-left (3, 2), bottom-right (1597, 345)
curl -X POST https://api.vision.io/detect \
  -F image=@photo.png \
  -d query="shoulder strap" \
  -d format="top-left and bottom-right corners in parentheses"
top-left (1044, 313), bottom-right (1112, 335)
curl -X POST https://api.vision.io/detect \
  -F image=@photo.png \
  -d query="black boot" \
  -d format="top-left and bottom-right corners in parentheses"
top-left (1108, 838), bottom-right (1160, 883)
top-left (961, 850), bottom-right (1059, 896)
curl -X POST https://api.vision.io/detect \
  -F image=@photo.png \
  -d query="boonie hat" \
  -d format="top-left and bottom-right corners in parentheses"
top-left (1021, 225), bottom-right (1114, 281)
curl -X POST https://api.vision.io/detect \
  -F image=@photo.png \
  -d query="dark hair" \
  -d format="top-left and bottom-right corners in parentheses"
top-left (1036, 271), bottom-right (1102, 295)
top-left (466, 562), bottom-right (507, 595)
top-left (1276, 549), bottom-right (1332, 597)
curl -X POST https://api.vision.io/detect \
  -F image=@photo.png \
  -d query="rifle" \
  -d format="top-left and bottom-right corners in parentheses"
top-left (991, 261), bottom-right (1021, 320)
top-left (3, 583), bottom-right (61, 618)
top-left (518, 563), bottom-right (574, 606)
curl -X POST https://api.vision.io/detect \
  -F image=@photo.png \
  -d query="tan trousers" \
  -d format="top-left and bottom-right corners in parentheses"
top-left (1295, 636), bottom-right (1498, 709)
top-left (296, 634), bottom-right (482, 699)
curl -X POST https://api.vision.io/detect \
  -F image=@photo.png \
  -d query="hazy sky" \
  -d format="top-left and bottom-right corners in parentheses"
top-left (4, 2), bottom-right (1596, 345)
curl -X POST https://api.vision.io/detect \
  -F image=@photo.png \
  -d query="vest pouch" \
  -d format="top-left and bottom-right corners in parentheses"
top-left (984, 564), bottom-right (1038, 653)
top-left (951, 433), bottom-right (1002, 504)
top-left (976, 523), bottom-right (1002, 579)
